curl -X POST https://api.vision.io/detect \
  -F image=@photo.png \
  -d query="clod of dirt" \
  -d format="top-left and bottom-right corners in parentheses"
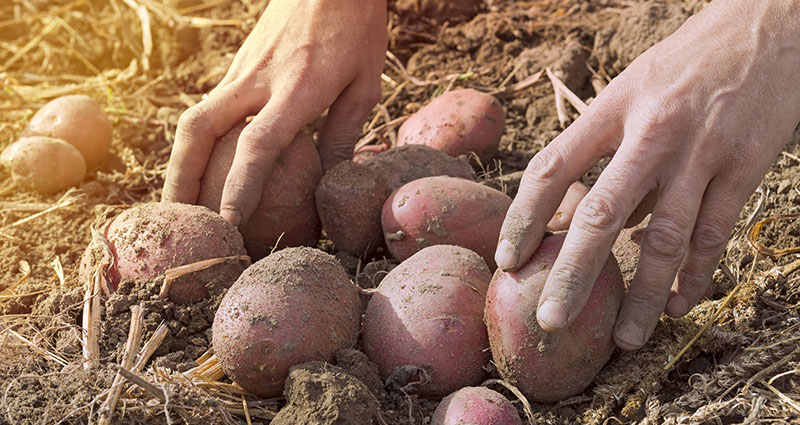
top-left (395, 0), bottom-right (483, 22)
top-left (593, 0), bottom-right (689, 74)
top-left (271, 361), bottom-right (382, 425)
top-left (334, 349), bottom-right (386, 400)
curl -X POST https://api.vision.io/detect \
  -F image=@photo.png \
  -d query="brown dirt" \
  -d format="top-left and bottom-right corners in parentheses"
top-left (2, 0), bottom-right (800, 424)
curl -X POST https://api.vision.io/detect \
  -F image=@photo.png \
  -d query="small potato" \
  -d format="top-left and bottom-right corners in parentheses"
top-left (1, 136), bottom-right (86, 194)
top-left (198, 123), bottom-right (323, 259)
top-left (363, 245), bottom-right (492, 398)
top-left (315, 161), bottom-right (392, 256)
top-left (78, 202), bottom-right (247, 304)
top-left (22, 94), bottom-right (112, 169)
top-left (431, 387), bottom-right (523, 425)
top-left (382, 176), bottom-right (511, 268)
top-left (397, 89), bottom-right (504, 163)
top-left (213, 247), bottom-right (362, 398)
top-left (485, 232), bottom-right (624, 403)
top-left (363, 145), bottom-right (476, 190)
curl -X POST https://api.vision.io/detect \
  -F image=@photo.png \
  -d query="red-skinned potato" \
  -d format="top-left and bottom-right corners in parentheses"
top-left (1, 136), bottom-right (86, 194)
top-left (397, 89), bottom-right (504, 163)
top-left (78, 202), bottom-right (247, 304)
top-left (22, 94), bottom-right (112, 169)
top-left (363, 245), bottom-right (492, 398)
top-left (381, 176), bottom-right (511, 268)
top-left (198, 122), bottom-right (322, 260)
top-left (315, 161), bottom-right (391, 256)
top-left (212, 247), bottom-right (362, 398)
top-left (363, 144), bottom-right (476, 190)
top-left (431, 387), bottom-right (523, 425)
top-left (485, 232), bottom-right (624, 403)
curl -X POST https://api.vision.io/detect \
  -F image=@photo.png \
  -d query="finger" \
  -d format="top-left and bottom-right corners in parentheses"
top-left (318, 76), bottom-right (381, 171)
top-left (537, 154), bottom-right (652, 332)
top-left (162, 83), bottom-right (264, 204)
top-left (614, 179), bottom-right (707, 350)
top-left (495, 108), bottom-right (622, 271)
top-left (546, 181), bottom-right (589, 231)
top-left (665, 179), bottom-right (742, 317)
top-left (219, 91), bottom-right (309, 226)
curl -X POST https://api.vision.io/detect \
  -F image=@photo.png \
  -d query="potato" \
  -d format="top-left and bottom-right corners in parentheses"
top-left (431, 387), bottom-right (523, 425)
top-left (1, 136), bottom-right (86, 194)
top-left (212, 247), bottom-right (362, 398)
top-left (78, 202), bottom-right (247, 304)
top-left (22, 94), bottom-right (112, 169)
top-left (362, 245), bottom-right (492, 398)
top-left (198, 122), bottom-right (322, 259)
top-left (363, 145), bottom-right (475, 190)
top-left (485, 232), bottom-right (624, 402)
top-left (397, 89), bottom-right (504, 163)
top-left (381, 176), bottom-right (511, 268)
top-left (315, 161), bottom-right (391, 256)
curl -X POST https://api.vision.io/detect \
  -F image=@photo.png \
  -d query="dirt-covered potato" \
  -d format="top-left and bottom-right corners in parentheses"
top-left (22, 94), bottom-right (112, 169)
top-left (79, 202), bottom-right (246, 304)
top-left (198, 123), bottom-right (322, 259)
top-left (315, 161), bottom-right (391, 256)
top-left (212, 247), bottom-right (362, 398)
top-left (431, 387), bottom-right (523, 425)
top-left (485, 232), bottom-right (624, 403)
top-left (363, 245), bottom-right (492, 398)
top-left (363, 145), bottom-right (476, 190)
top-left (382, 176), bottom-right (511, 268)
top-left (1, 136), bottom-right (86, 194)
top-left (397, 89), bottom-right (504, 163)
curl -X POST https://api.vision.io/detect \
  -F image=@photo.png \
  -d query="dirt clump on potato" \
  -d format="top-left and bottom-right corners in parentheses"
top-left (271, 361), bottom-right (382, 425)
top-left (364, 144), bottom-right (476, 190)
top-left (485, 232), bottom-right (625, 403)
top-left (363, 245), bottom-right (492, 398)
top-left (397, 88), bottom-right (505, 164)
top-left (212, 247), bottom-right (362, 398)
top-left (79, 202), bottom-right (247, 304)
top-left (1, 136), bottom-right (86, 194)
top-left (382, 175), bottom-right (511, 268)
top-left (198, 122), bottom-right (322, 259)
top-left (315, 160), bottom-right (392, 256)
top-left (22, 94), bottom-right (112, 169)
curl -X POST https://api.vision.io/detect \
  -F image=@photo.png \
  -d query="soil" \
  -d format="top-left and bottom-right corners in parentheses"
top-left (2, 0), bottom-right (800, 424)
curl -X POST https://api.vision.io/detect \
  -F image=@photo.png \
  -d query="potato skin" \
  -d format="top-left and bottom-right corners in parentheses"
top-left (315, 161), bottom-right (391, 256)
top-left (363, 145), bottom-right (476, 190)
top-left (22, 94), bottom-right (112, 169)
top-left (362, 245), bottom-right (492, 398)
top-left (79, 202), bottom-right (247, 304)
top-left (1, 136), bottom-right (86, 194)
top-left (431, 387), bottom-right (522, 425)
top-left (485, 232), bottom-right (624, 403)
top-left (198, 123), bottom-right (323, 259)
top-left (397, 89), bottom-right (504, 163)
top-left (381, 176), bottom-right (511, 268)
top-left (212, 247), bottom-right (362, 398)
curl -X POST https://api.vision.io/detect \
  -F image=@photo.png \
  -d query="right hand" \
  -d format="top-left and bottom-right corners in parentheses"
top-left (162, 0), bottom-right (387, 226)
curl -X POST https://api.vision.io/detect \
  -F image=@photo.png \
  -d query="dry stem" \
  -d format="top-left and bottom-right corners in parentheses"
top-left (98, 305), bottom-right (145, 425)
top-left (159, 255), bottom-right (251, 298)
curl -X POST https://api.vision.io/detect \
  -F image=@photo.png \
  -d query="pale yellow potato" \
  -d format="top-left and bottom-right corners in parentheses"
top-left (1, 136), bottom-right (86, 194)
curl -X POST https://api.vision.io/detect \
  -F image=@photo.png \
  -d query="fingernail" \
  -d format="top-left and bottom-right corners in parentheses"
top-left (220, 208), bottom-right (242, 227)
top-left (615, 321), bottom-right (645, 349)
top-left (537, 300), bottom-right (568, 330)
top-left (495, 239), bottom-right (519, 270)
top-left (666, 296), bottom-right (689, 317)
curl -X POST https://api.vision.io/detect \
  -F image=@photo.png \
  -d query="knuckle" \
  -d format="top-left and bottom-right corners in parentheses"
top-left (642, 215), bottom-right (689, 261)
top-left (690, 217), bottom-right (731, 254)
top-left (548, 264), bottom-right (592, 300)
top-left (574, 190), bottom-right (621, 231)
top-left (524, 148), bottom-right (566, 183)
top-left (176, 105), bottom-right (210, 135)
top-left (676, 266), bottom-right (712, 289)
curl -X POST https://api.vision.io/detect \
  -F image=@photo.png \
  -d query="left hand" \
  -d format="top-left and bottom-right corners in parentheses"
top-left (495, 0), bottom-right (800, 350)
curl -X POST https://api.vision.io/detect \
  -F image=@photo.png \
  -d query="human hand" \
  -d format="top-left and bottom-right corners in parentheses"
top-left (496, 0), bottom-right (800, 350)
top-left (162, 0), bottom-right (387, 226)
